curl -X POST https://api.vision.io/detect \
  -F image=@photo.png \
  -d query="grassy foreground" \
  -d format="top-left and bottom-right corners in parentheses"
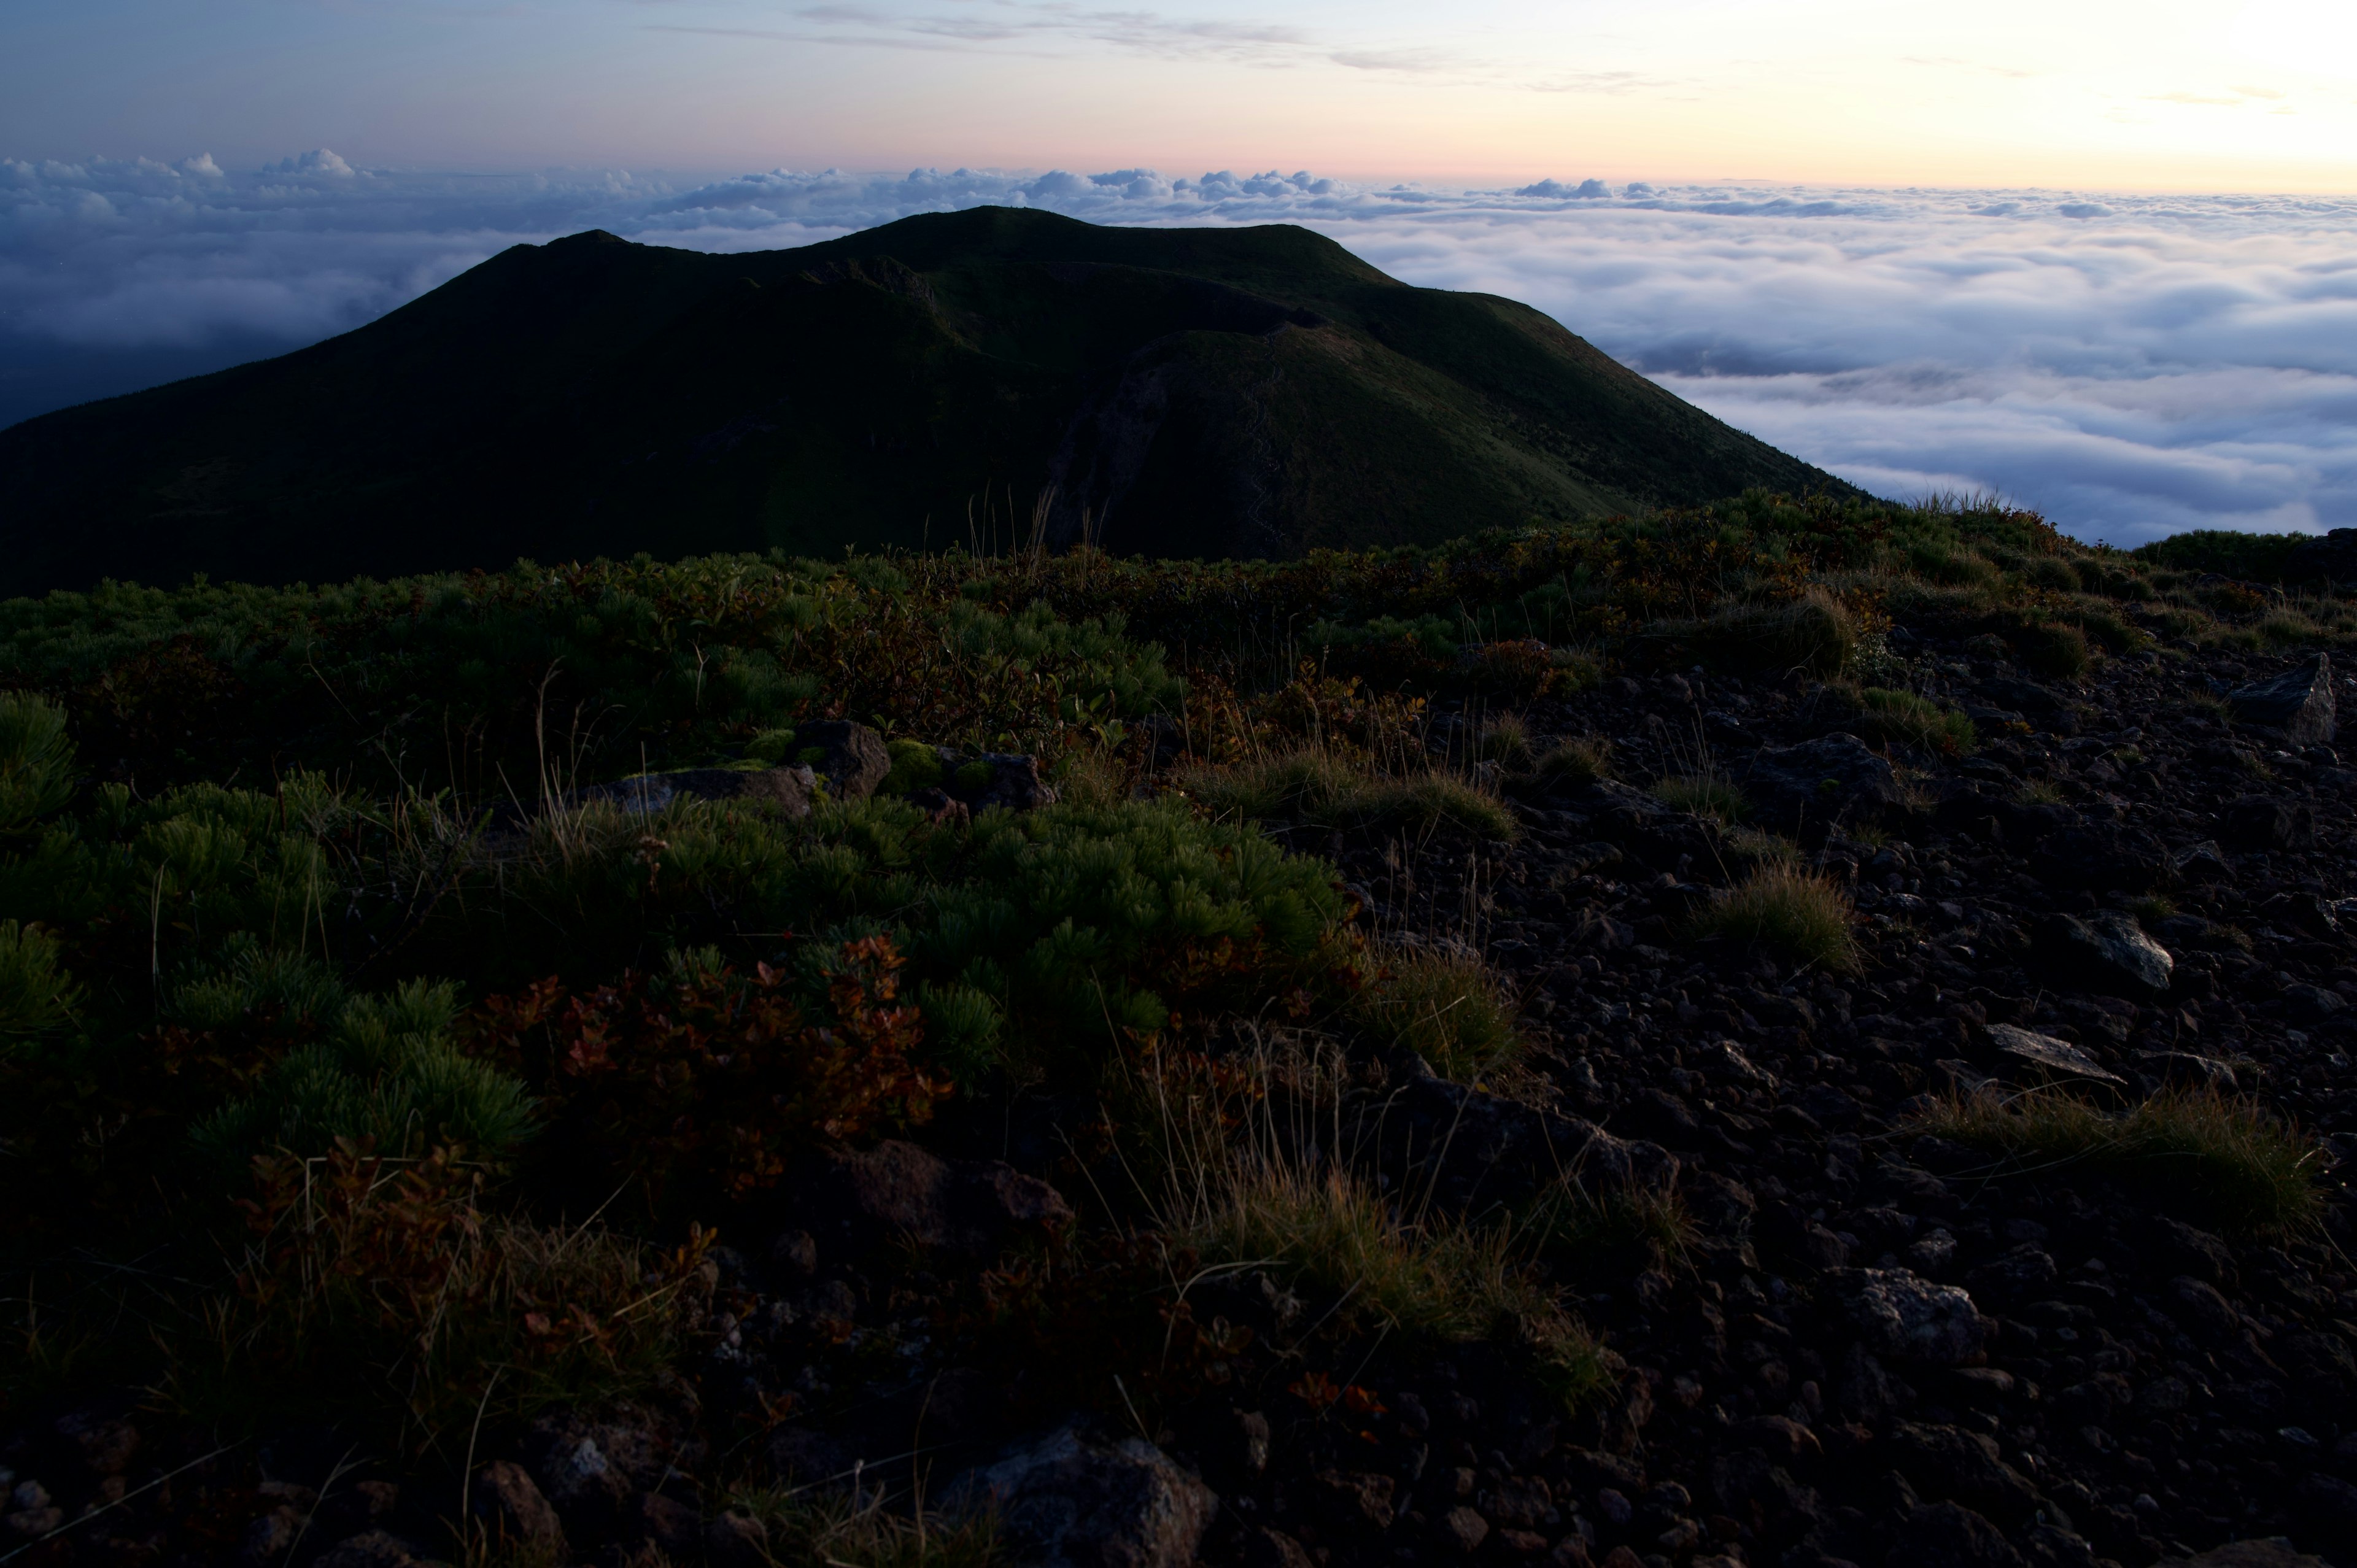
top-left (1, 490), bottom-right (2347, 1543)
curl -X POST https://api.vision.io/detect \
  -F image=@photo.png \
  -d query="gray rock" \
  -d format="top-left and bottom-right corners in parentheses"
top-left (2228, 654), bottom-right (2335, 744)
top-left (2034, 910), bottom-right (2173, 998)
top-left (1346, 1076), bottom-right (1678, 1218)
top-left (795, 719), bottom-right (894, 798)
top-left (802, 1139), bottom-right (1074, 1261)
top-left (2224, 794), bottom-right (2316, 852)
top-left (945, 1422), bottom-right (1215, 1568)
top-left (1738, 732), bottom-right (1906, 839)
top-left (311, 1533), bottom-right (417, 1568)
top-left (1888, 1422), bottom-right (2043, 1524)
top-left (2175, 1539), bottom-right (2330, 1568)
top-left (706, 1510), bottom-right (772, 1568)
top-left (1986, 1023), bottom-right (2122, 1083)
top-left (2173, 840), bottom-right (2234, 882)
top-left (1441, 1505), bottom-right (1490, 1553)
top-left (1886, 1500), bottom-right (2025, 1568)
top-left (937, 749), bottom-right (1058, 813)
top-left (1827, 1267), bottom-right (1991, 1365)
top-left (575, 764), bottom-right (815, 818)
top-left (2283, 983), bottom-right (2345, 1022)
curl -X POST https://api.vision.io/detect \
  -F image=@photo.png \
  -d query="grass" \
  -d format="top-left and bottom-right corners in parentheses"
top-left (1687, 589), bottom-right (1860, 677)
top-left (1351, 946), bottom-right (1522, 1080)
top-left (2018, 779), bottom-right (2067, 805)
top-left (1850, 687), bottom-right (1977, 755)
top-left (1652, 768), bottom-right (1750, 828)
top-left (1178, 746), bottom-right (1516, 840)
top-left (729, 1486), bottom-right (1003, 1568)
top-left (1476, 714), bottom-right (1534, 768)
top-left (1533, 735), bottom-right (1612, 787)
top-left (1522, 1180), bottom-right (1697, 1279)
top-left (1682, 863), bottom-right (1861, 972)
top-left (1919, 1087), bottom-right (2326, 1235)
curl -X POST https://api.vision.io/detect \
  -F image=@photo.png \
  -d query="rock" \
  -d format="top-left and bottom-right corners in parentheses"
top-left (1738, 733), bottom-right (1906, 840)
top-left (2176, 1541), bottom-right (2329, 1568)
top-left (1886, 1500), bottom-right (2026, 1568)
top-left (1442, 1505), bottom-right (1492, 1553)
top-left (945, 1421), bottom-right (1215, 1568)
top-left (53, 1410), bottom-right (140, 1475)
top-left (526, 1412), bottom-right (669, 1540)
top-left (1964, 1245), bottom-right (2058, 1304)
top-left (1979, 676), bottom-right (2072, 722)
top-left (2029, 823), bottom-right (2168, 893)
top-left (574, 765), bottom-right (815, 818)
top-left (621, 1492), bottom-right (702, 1559)
top-left (312, 1532), bottom-right (418, 1568)
top-left (2142, 1051), bottom-right (2238, 1091)
top-left (795, 719), bottom-right (893, 798)
top-left (2282, 983), bottom-right (2345, 1022)
top-left (706, 1510), bottom-right (771, 1568)
top-left (2224, 794), bottom-right (2315, 852)
top-left (2033, 910), bottom-right (2173, 998)
top-left (471, 1461), bottom-right (565, 1556)
top-left (1887, 1423), bottom-right (2043, 1524)
top-left (1986, 1023), bottom-right (2122, 1083)
top-left (2294, 1470), bottom-right (2357, 1529)
top-left (1245, 1527), bottom-right (1317, 1568)
top-left (1316, 1468), bottom-right (1396, 1528)
top-left (800, 1140), bottom-right (1074, 1261)
top-left (939, 750), bottom-right (1057, 813)
top-left (2174, 840), bottom-right (2234, 882)
top-left (2169, 1275), bottom-right (2243, 1340)
top-left (2227, 654), bottom-right (2335, 744)
top-left (1348, 1076), bottom-right (1678, 1217)
top-left (1827, 1268), bottom-right (1991, 1365)
top-left (2147, 1218), bottom-right (2235, 1285)
top-left (1728, 1416), bottom-right (1821, 1467)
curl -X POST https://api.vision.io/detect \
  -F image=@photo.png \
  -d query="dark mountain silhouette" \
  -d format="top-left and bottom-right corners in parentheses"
top-left (0, 207), bottom-right (1859, 594)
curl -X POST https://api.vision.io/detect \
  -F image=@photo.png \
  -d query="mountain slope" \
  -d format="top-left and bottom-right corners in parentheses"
top-left (0, 207), bottom-right (1860, 593)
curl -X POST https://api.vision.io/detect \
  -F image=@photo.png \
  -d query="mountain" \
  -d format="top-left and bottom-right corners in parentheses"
top-left (0, 207), bottom-right (1859, 595)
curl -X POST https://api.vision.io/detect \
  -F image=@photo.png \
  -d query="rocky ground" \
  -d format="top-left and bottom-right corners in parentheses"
top-left (7, 639), bottom-right (2356, 1568)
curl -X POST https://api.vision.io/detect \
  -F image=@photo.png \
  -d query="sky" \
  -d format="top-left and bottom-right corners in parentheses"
top-left (4, 1), bottom-right (2356, 544)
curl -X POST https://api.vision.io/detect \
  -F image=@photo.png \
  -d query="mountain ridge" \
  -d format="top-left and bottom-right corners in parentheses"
top-left (0, 207), bottom-right (1860, 594)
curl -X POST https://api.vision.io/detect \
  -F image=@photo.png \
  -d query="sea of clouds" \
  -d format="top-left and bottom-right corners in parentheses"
top-left (5, 152), bottom-right (2354, 546)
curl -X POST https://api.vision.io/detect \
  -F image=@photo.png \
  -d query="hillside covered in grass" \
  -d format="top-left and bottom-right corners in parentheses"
top-left (4, 493), bottom-right (2357, 1568)
top-left (0, 208), bottom-right (1857, 598)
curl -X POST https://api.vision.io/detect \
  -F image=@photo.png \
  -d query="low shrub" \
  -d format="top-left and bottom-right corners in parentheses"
top-left (2010, 621), bottom-right (2092, 678)
top-left (0, 919), bottom-right (77, 1041)
top-left (1352, 947), bottom-right (1521, 1080)
top-left (1684, 863), bottom-right (1860, 971)
top-left (1690, 590), bottom-right (1858, 677)
top-left (190, 1141), bottom-right (708, 1446)
top-left (1918, 1087), bottom-right (2325, 1234)
top-left (0, 692), bottom-right (77, 833)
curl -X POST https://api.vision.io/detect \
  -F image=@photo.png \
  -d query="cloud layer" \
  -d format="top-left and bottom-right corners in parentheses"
top-left (6, 152), bottom-right (2353, 546)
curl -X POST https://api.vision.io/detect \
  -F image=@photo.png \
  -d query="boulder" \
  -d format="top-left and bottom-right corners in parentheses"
top-left (945, 1421), bottom-right (1215, 1568)
top-left (1986, 1023), bottom-right (2121, 1084)
top-left (799, 1140), bottom-right (1074, 1261)
top-left (525, 1410), bottom-right (672, 1542)
top-left (2227, 654), bottom-right (2335, 745)
top-left (470, 1462), bottom-right (565, 1556)
top-left (311, 1534), bottom-right (418, 1568)
top-left (574, 765), bottom-right (815, 818)
top-left (1825, 1267), bottom-right (1991, 1365)
top-left (1887, 1500), bottom-right (2027, 1568)
top-left (943, 750), bottom-right (1057, 813)
top-left (2032, 910), bottom-right (2173, 998)
top-left (2029, 823), bottom-right (2169, 892)
top-left (1738, 733), bottom-right (1906, 840)
top-left (1977, 676), bottom-right (2072, 722)
top-left (2224, 795), bottom-right (2316, 852)
top-left (1887, 1422), bottom-right (2043, 1524)
top-left (2177, 1539), bottom-right (2331, 1568)
top-left (795, 720), bottom-right (894, 798)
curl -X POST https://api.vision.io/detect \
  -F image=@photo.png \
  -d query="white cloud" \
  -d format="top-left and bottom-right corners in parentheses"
top-left (2, 153), bottom-right (2353, 546)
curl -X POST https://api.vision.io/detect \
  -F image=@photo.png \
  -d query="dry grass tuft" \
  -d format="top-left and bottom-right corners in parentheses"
top-left (1683, 863), bottom-right (1860, 972)
top-left (1651, 770), bottom-right (1749, 828)
top-left (1918, 1087), bottom-right (2326, 1235)
top-left (728, 1485), bottom-right (1003, 1567)
top-left (1533, 735), bottom-right (1612, 788)
top-left (1351, 946), bottom-right (1522, 1081)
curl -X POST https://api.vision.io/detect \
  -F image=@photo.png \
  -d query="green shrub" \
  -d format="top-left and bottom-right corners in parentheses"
top-left (2010, 621), bottom-right (2091, 678)
top-left (2133, 530), bottom-right (2305, 582)
top-left (0, 692), bottom-right (77, 833)
top-left (0, 920), bottom-right (78, 1042)
top-left (1180, 749), bottom-right (1515, 840)
top-left (1689, 590), bottom-right (1857, 677)
top-left (1684, 863), bottom-right (1859, 971)
top-left (195, 978), bottom-right (538, 1178)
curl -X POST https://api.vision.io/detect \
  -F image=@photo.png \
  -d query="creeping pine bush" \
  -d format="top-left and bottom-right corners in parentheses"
top-left (0, 691), bottom-right (77, 833)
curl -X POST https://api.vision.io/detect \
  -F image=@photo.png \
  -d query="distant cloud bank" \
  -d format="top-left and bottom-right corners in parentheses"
top-left (5, 151), bottom-right (2353, 546)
